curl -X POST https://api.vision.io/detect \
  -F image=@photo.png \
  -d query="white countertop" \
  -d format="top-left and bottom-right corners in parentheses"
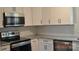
top-left (36, 34), bottom-right (79, 42)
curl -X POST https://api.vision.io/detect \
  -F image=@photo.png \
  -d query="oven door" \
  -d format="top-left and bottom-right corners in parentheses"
top-left (10, 39), bottom-right (32, 51)
top-left (53, 40), bottom-right (72, 51)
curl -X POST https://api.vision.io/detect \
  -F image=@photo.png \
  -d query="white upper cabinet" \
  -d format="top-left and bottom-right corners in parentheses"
top-left (3, 7), bottom-right (24, 13)
top-left (0, 7), bottom-right (74, 27)
top-left (15, 7), bottom-right (24, 13)
top-left (42, 7), bottom-right (51, 25)
top-left (32, 7), bottom-right (73, 26)
top-left (23, 7), bottom-right (32, 26)
top-left (3, 7), bottom-right (13, 13)
top-left (16, 7), bottom-right (32, 26)
top-left (32, 7), bottom-right (42, 25)
top-left (0, 8), bottom-right (3, 28)
top-left (3, 7), bottom-right (32, 26)
top-left (50, 7), bottom-right (73, 25)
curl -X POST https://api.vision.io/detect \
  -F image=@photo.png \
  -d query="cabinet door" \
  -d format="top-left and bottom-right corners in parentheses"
top-left (0, 47), bottom-right (1, 51)
top-left (50, 7), bottom-right (73, 25)
top-left (31, 39), bottom-right (39, 51)
top-left (72, 41), bottom-right (79, 51)
top-left (39, 39), bottom-right (53, 51)
top-left (0, 8), bottom-right (3, 28)
top-left (3, 7), bottom-right (13, 13)
top-left (32, 7), bottom-right (42, 25)
top-left (23, 7), bottom-right (32, 26)
top-left (3, 7), bottom-right (24, 13)
top-left (0, 7), bottom-right (13, 28)
top-left (16, 7), bottom-right (24, 13)
top-left (42, 8), bottom-right (51, 25)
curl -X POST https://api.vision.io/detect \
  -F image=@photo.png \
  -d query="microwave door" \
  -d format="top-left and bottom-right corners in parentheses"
top-left (14, 17), bottom-right (19, 24)
top-left (3, 14), bottom-right (25, 27)
top-left (14, 17), bottom-right (25, 26)
top-left (6, 17), bottom-right (15, 25)
top-left (7, 18), bottom-right (12, 25)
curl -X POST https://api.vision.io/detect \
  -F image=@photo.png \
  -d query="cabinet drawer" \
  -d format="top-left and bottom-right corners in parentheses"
top-left (39, 39), bottom-right (53, 43)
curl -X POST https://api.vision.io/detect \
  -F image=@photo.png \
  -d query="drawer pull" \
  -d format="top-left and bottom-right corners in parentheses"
top-left (41, 20), bottom-right (42, 24)
top-left (48, 20), bottom-right (50, 24)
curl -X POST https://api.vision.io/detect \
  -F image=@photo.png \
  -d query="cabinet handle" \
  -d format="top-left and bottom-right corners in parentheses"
top-left (43, 40), bottom-right (48, 42)
top-left (48, 20), bottom-right (50, 24)
top-left (41, 20), bottom-right (42, 24)
top-left (12, 7), bottom-right (16, 11)
top-left (44, 45), bottom-right (48, 50)
top-left (58, 19), bottom-right (61, 23)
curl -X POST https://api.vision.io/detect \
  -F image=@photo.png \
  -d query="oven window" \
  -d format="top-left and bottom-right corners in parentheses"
top-left (53, 40), bottom-right (72, 51)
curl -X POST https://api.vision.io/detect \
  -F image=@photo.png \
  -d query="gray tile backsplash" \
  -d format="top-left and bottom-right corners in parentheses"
top-left (0, 26), bottom-right (36, 38)
top-left (36, 25), bottom-right (74, 35)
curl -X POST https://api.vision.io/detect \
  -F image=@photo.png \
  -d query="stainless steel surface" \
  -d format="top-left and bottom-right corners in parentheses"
top-left (3, 12), bottom-right (25, 27)
top-left (1, 31), bottom-right (19, 37)
top-left (5, 12), bottom-right (24, 17)
top-left (11, 40), bottom-right (31, 48)
top-left (5, 24), bottom-right (24, 27)
top-left (0, 37), bottom-right (31, 46)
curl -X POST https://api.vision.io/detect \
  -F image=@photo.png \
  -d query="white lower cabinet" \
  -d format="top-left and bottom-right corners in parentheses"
top-left (31, 38), bottom-right (53, 51)
top-left (31, 39), bottom-right (39, 51)
top-left (1, 45), bottom-right (10, 51)
top-left (0, 46), bottom-right (1, 51)
top-left (72, 41), bottom-right (79, 51)
top-left (38, 39), bottom-right (53, 51)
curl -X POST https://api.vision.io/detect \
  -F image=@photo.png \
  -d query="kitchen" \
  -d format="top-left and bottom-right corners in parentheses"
top-left (0, 7), bottom-right (79, 51)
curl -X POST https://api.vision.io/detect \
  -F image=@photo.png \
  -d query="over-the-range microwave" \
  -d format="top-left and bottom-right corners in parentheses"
top-left (3, 12), bottom-right (25, 27)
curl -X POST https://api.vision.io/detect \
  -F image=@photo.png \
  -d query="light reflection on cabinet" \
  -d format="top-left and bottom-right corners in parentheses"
top-left (32, 7), bottom-right (42, 25)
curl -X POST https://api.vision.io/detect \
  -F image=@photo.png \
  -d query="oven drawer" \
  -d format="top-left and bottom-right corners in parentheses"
top-left (39, 39), bottom-right (53, 43)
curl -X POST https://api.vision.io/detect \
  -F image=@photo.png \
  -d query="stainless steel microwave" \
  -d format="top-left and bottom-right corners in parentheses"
top-left (3, 12), bottom-right (25, 27)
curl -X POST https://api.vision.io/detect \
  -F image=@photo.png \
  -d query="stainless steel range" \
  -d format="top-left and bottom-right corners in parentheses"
top-left (0, 31), bottom-right (32, 51)
top-left (0, 31), bottom-right (20, 42)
